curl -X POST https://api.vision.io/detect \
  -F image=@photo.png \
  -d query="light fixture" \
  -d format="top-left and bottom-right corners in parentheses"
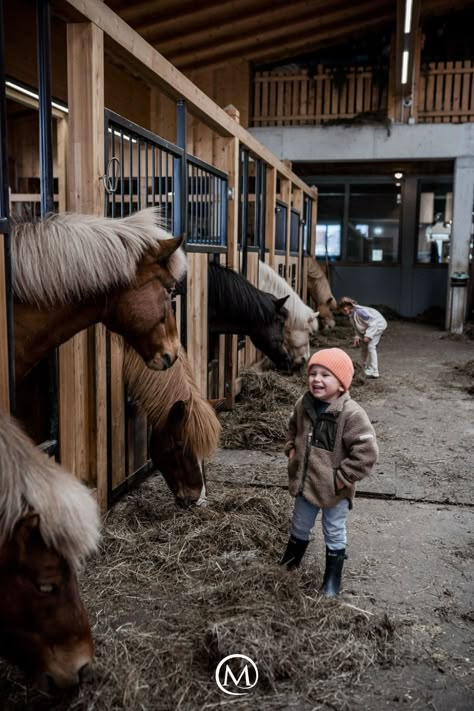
top-left (404, 0), bottom-right (413, 33)
top-left (5, 80), bottom-right (69, 113)
top-left (394, 171), bottom-right (403, 180)
top-left (401, 50), bottom-right (409, 85)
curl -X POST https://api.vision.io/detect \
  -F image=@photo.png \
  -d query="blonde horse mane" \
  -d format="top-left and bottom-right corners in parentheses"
top-left (123, 342), bottom-right (221, 459)
top-left (258, 261), bottom-right (318, 331)
top-left (0, 412), bottom-right (100, 567)
top-left (121, 336), bottom-right (221, 459)
top-left (11, 207), bottom-right (187, 305)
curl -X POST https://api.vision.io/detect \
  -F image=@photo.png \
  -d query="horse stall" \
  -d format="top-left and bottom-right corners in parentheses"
top-left (0, 0), bottom-right (316, 517)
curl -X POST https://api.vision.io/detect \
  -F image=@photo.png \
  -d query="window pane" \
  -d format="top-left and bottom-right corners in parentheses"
top-left (347, 184), bottom-right (400, 263)
top-left (316, 223), bottom-right (341, 258)
top-left (416, 181), bottom-right (453, 263)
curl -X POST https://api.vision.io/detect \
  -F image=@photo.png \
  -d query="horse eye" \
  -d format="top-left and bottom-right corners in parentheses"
top-left (37, 583), bottom-right (58, 594)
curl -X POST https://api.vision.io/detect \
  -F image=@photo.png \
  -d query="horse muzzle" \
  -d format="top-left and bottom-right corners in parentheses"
top-left (146, 352), bottom-right (177, 370)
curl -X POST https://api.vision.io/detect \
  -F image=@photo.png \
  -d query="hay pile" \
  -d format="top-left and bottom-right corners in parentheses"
top-left (219, 369), bottom-right (306, 449)
top-left (0, 478), bottom-right (409, 711)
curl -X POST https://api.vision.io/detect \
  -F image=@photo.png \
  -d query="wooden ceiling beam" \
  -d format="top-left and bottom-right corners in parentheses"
top-left (106, 0), bottom-right (225, 25)
top-left (141, 0), bottom-right (323, 44)
top-left (152, 0), bottom-right (344, 53)
top-left (178, 12), bottom-right (394, 72)
top-left (170, 2), bottom-right (393, 68)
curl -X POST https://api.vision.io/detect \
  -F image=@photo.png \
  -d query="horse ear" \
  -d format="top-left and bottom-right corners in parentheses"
top-left (13, 513), bottom-right (40, 557)
top-left (167, 400), bottom-right (187, 426)
top-left (156, 235), bottom-right (185, 261)
top-left (274, 295), bottom-right (289, 311)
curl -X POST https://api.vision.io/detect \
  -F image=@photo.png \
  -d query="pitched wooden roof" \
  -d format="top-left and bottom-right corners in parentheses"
top-left (104, 0), bottom-right (472, 72)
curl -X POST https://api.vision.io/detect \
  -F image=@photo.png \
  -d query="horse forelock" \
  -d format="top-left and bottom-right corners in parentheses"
top-left (123, 342), bottom-right (220, 458)
top-left (258, 261), bottom-right (315, 330)
top-left (208, 263), bottom-right (279, 326)
top-left (0, 413), bottom-right (100, 567)
top-left (11, 207), bottom-right (185, 305)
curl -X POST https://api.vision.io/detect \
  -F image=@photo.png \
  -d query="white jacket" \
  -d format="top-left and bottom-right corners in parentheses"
top-left (350, 306), bottom-right (387, 339)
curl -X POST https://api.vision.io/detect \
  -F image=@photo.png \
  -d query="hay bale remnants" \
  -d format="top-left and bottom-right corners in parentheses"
top-left (0, 477), bottom-right (411, 711)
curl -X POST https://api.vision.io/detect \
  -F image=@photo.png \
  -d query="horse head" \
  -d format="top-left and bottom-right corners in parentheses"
top-left (285, 323), bottom-right (310, 367)
top-left (0, 512), bottom-right (93, 690)
top-left (250, 294), bottom-right (294, 372)
top-left (149, 400), bottom-right (208, 508)
top-left (104, 236), bottom-right (183, 370)
top-left (317, 298), bottom-right (336, 329)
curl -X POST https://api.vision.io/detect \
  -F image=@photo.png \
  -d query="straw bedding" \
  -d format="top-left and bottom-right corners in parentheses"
top-left (0, 478), bottom-right (412, 711)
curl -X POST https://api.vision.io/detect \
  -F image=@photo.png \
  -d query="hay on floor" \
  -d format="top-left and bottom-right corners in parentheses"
top-left (0, 478), bottom-right (409, 711)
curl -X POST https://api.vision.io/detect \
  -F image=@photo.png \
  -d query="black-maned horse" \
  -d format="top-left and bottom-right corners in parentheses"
top-left (208, 262), bottom-right (293, 371)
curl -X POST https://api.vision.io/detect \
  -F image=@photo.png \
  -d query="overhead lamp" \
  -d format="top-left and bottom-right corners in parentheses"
top-left (404, 0), bottom-right (413, 33)
top-left (5, 80), bottom-right (69, 113)
top-left (401, 50), bottom-right (409, 85)
top-left (394, 171), bottom-right (403, 180)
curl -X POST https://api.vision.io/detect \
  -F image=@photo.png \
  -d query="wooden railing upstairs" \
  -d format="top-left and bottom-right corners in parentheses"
top-left (252, 60), bottom-right (474, 127)
top-left (417, 60), bottom-right (474, 123)
top-left (252, 66), bottom-right (388, 127)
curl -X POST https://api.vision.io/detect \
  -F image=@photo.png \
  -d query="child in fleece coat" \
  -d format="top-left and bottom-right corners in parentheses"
top-left (280, 348), bottom-right (378, 597)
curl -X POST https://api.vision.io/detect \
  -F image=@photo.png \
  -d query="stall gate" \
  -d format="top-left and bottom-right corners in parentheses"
top-left (103, 108), bottom-right (227, 505)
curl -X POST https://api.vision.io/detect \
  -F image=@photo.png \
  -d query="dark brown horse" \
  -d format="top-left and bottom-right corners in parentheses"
top-left (208, 262), bottom-right (293, 370)
top-left (0, 411), bottom-right (100, 688)
top-left (11, 209), bottom-right (186, 381)
top-left (123, 342), bottom-right (221, 506)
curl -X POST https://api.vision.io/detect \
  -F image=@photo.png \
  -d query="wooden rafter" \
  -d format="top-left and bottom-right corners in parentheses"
top-left (176, 12), bottom-right (394, 71)
top-left (169, 1), bottom-right (392, 67)
top-left (141, 0), bottom-right (336, 45)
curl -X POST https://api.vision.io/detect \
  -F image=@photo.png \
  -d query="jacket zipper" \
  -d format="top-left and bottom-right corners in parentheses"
top-left (298, 427), bottom-right (313, 495)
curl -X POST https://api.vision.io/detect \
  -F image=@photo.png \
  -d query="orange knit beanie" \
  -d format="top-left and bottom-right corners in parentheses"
top-left (307, 348), bottom-right (354, 391)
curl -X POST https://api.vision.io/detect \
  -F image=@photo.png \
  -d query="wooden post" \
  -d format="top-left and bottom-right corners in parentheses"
top-left (280, 177), bottom-right (291, 283)
top-left (61, 22), bottom-right (107, 509)
top-left (213, 105), bottom-right (240, 407)
top-left (411, 30), bottom-right (423, 123)
top-left (265, 166), bottom-right (276, 267)
top-left (293, 187), bottom-right (303, 295)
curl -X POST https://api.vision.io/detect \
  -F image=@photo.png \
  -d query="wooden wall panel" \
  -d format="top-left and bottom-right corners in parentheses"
top-left (60, 22), bottom-right (107, 510)
top-left (186, 252), bottom-right (208, 396)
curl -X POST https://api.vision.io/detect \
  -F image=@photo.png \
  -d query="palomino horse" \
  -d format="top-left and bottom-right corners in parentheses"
top-left (0, 411), bottom-right (100, 688)
top-left (307, 258), bottom-right (337, 329)
top-left (11, 208), bottom-right (186, 381)
top-left (258, 260), bottom-right (319, 366)
top-left (123, 342), bottom-right (221, 507)
top-left (208, 262), bottom-right (293, 371)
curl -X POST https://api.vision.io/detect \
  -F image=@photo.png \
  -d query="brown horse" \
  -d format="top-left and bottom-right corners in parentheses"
top-left (123, 341), bottom-right (221, 506)
top-left (307, 258), bottom-right (337, 329)
top-left (11, 208), bottom-right (186, 381)
top-left (0, 411), bottom-right (100, 688)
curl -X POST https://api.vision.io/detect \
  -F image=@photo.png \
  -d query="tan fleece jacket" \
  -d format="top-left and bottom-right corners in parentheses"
top-left (284, 391), bottom-right (378, 509)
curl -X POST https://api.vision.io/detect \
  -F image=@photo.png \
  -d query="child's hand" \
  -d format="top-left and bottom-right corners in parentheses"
top-left (288, 448), bottom-right (296, 461)
top-left (353, 336), bottom-right (360, 347)
top-left (363, 336), bottom-right (370, 343)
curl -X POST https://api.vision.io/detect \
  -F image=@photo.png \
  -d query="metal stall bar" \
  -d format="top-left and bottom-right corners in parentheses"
top-left (36, 0), bottom-right (58, 455)
top-left (0, 0), bottom-right (14, 413)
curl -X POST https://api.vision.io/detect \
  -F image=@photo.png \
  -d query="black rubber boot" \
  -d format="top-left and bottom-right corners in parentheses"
top-left (279, 535), bottom-right (309, 569)
top-left (320, 547), bottom-right (346, 597)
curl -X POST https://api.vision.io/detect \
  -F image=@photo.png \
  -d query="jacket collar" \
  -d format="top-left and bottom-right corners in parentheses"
top-left (302, 390), bottom-right (351, 424)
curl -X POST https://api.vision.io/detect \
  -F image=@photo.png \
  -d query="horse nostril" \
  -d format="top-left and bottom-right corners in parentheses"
top-left (162, 352), bottom-right (172, 369)
top-left (78, 662), bottom-right (91, 683)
